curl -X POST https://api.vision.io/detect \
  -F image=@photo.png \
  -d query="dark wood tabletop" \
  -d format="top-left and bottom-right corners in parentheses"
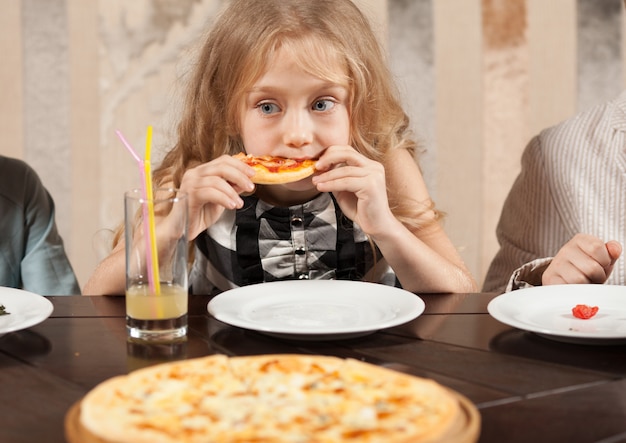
top-left (1, 292), bottom-right (625, 443)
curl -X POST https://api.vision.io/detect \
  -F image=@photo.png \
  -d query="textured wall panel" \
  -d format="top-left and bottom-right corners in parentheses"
top-left (527, 0), bottom-right (577, 138)
top-left (0, 2), bottom-right (23, 160)
top-left (577, 0), bottom-right (623, 111)
top-left (22, 0), bottom-right (73, 251)
top-left (434, 0), bottom-right (483, 278)
top-left (99, 0), bottom-right (222, 242)
top-left (389, 0), bottom-right (436, 194)
top-left (481, 0), bottom-right (529, 277)
top-left (67, 0), bottom-right (101, 286)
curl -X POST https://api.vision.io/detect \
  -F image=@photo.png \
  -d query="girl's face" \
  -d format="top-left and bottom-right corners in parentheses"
top-left (239, 46), bottom-right (350, 200)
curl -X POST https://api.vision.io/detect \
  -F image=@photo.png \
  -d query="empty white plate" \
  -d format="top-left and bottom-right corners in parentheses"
top-left (208, 280), bottom-right (424, 340)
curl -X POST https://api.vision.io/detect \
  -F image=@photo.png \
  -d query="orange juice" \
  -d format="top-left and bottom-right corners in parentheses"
top-left (126, 284), bottom-right (187, 320)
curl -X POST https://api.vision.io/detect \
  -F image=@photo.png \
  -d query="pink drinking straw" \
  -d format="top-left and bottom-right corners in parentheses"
top-left (115, 130), bottom-right (159, 296)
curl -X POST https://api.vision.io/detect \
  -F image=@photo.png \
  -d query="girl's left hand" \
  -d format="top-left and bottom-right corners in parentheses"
top-left (312, 145), bottom-right (394, 236)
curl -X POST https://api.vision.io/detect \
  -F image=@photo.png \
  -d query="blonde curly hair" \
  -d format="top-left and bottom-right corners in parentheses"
top-left (153, 0), bottom-right (439, 230)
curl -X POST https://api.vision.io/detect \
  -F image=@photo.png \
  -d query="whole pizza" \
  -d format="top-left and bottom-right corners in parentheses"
top-left (72, 354), bottom-right (478, 443)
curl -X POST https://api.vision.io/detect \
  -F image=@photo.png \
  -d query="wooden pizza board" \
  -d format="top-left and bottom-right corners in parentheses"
top-left (65, 390), bottom-right (480, 443)
top-left (438, 390), bottom-right (481, 443)
top-left (65, 401), bottom-right (109, 443)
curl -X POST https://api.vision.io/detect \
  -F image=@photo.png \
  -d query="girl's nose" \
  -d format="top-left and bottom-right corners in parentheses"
top-left (283, 111), bottom-right (313, 148)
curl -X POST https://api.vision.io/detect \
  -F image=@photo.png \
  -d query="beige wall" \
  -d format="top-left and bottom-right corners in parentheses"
top-left (1, 0), bottom-right (624, 290)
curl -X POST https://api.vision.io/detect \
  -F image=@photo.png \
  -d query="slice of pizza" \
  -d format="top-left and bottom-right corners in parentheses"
top-left (233, 152), bottom-right (317, 184)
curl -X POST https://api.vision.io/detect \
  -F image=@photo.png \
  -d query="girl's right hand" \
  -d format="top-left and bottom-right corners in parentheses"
top-left (178, 154), bottom-right (255, 239)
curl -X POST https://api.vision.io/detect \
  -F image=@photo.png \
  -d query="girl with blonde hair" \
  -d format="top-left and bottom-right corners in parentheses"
top-left (85, 0), bottom-right (476, 295)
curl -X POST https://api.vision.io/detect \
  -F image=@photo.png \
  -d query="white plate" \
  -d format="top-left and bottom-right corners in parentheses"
top-left (0, 287), bottom-right (54, 337)
top-left (487, 284), bottom-right (626, 345)
top-left (207, 280), bottom-right (424, 340)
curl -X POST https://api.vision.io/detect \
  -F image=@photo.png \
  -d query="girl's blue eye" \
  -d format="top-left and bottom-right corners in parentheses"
top-left (313, 99), bottom-right (334, 112)
top-left (259, 103), bottom-right (279, 114)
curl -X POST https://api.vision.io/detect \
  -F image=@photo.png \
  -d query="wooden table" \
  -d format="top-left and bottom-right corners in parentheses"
top-left (0, 292), bottom-right (625, 443)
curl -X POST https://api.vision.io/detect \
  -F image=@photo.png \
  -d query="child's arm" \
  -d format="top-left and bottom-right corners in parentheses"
top-left (177, 155), bottom-right (256, 240)
top-left (84, 155), bottom-right (255, 295)
top-left (314, 146), bottom-right (477, 293)
top-left (541, 234), bottom-right (621, 285)
top-left (83, 242), bottom-right (126, 295)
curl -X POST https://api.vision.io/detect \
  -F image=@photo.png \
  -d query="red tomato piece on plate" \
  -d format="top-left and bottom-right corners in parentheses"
top-left (571, 304), bottom-right (599, 319)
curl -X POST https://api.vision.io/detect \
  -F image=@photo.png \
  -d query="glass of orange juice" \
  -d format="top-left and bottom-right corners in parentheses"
top-left (124, 188), bottom-right (188, 341)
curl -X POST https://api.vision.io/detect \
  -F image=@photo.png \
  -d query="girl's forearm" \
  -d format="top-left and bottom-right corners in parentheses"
top-left (371, 219), bottom-right (477, 293)
top-left (83, 247), bottom-right (127, 295)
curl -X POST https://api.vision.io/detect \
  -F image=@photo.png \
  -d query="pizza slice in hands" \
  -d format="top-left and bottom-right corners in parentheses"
top-left (233, 152), bottom-right (317, 185)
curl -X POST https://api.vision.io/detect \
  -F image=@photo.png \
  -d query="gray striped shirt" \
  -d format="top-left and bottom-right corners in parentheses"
top-left (483, 90), bottom-right (626, 293)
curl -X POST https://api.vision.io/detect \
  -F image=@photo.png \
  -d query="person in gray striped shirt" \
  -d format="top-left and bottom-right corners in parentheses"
top-left (483, 91), bottom-right (626, 293)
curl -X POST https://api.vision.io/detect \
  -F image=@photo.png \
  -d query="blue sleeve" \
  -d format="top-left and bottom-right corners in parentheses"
top-left (0, 158), bottom-right (81, 295)
top-left (21, 182), bottom-right (81, 295)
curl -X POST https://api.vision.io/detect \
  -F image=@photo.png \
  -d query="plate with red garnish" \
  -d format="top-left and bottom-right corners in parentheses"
top-left (488, 284), bottom-right (626, 345)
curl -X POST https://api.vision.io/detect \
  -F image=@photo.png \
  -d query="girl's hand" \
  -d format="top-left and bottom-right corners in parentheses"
top-left (312, 145), bottom-right (394, 236)
top-left (542, 233), bottom-right (622, 285)
top-left (178, 155), bottom-right (255, 239)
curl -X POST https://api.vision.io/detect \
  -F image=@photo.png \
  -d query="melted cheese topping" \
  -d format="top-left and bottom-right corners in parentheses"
top-left (80, 354), bottom-right (460, 443)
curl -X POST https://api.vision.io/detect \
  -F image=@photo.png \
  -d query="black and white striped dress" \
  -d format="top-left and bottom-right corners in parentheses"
top-left (189, 192), bottom-right (397, 294)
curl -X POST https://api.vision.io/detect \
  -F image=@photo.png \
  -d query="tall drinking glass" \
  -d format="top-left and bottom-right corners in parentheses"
top-left (124, 188), bottom-right (188, 341)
